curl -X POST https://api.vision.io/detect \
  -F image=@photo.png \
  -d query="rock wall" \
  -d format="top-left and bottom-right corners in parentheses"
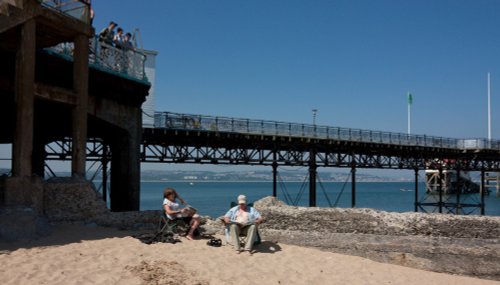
top-left (254, 197), bottom-right (500, 239)
top-left (43, 177), bottom-right (160, 230)
top-left (43, 177), bottom-right (109, 222)
top-left (253, 196), bottom-right (500, 280)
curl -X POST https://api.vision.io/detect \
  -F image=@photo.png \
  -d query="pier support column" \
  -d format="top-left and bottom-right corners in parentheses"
top-left (109, 112), bottom-right (141, 211)
top-left (351, 160), bottom-right (356, 208)
top-left (12, 19), bottom-right (36, 178)
top-left (308, 150), bottom-right (317, 207)
top-left (438, 167), bottom-right (443, 213)
top-left (5, 19), bottom-right (40, 209)
top-left (455, 165), bottom-right (461, 215)
top-left (480, 169), bottom-right (485, 215)
top-left (71, 33), bottom-right (89, 178)
top-left (102, 143), bottom-right (109, 202)
top-left (272, 159), bottom-right (277, 198)
top-left (414, 168), bottom-right (419, 212)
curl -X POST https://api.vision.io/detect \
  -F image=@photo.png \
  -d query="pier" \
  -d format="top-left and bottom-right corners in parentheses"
top-left (1, 0), bottom-right (499, 216)
top-left (0, 0), bottom-right (149, 212)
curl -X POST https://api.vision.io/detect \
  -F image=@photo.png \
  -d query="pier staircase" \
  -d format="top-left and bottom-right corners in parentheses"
top-left (425, 170), bottom-right (480, 194)
top-left (484, 172), bottom-right (499, 196)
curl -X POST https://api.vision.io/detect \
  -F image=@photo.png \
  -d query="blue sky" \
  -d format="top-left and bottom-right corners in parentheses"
top-left (1, 0), bottom-right (500, 176)
top-left (91, 0), bottom-right (500, 139)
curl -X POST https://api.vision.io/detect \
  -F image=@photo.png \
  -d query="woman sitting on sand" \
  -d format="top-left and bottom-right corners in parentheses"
top-left (163, 188), bottom-right (200, 240)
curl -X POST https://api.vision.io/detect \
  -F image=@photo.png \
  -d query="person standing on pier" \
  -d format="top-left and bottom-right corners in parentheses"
top-left (98, 21), bottom-right (117, 45)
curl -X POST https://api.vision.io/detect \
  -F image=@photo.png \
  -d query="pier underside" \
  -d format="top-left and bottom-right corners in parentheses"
top-left (0, 0), bottom-right (150, 212)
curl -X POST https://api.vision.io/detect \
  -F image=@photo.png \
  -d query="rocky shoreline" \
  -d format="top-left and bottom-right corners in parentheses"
top-left (253, 197), bottom-right (500, 281)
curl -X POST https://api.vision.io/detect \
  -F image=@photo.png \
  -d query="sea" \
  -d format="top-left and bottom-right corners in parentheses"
top-left (137, 181), bottom-right (500, 218)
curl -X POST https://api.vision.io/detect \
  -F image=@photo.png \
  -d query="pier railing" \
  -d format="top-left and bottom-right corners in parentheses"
top-left (45, 35), bottom-right (147, 82)
top-left (154, 112), bottom-right (500, 151)
top-left (39, 0), bottom-right (91, 24)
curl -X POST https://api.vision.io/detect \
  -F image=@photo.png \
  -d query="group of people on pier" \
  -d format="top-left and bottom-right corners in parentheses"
top-left (98, 21), bottom-right (135, 50)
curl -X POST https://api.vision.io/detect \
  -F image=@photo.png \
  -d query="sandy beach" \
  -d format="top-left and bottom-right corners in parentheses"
top-left (0, 224), bottom-right (498, 285)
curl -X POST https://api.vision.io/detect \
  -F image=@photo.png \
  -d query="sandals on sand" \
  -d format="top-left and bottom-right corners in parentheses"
top-left (207, 238), bottom-right (222, 247)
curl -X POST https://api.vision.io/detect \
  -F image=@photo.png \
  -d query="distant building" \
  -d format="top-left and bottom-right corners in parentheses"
top-left (139, 49), bottom-right (158, 128)
top-left (183, 176), bottom-right (198, 180)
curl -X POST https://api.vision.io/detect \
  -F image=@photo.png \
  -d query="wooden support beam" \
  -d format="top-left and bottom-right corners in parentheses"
top-left (12, 18), bottom-right (36, 177)
top-left (71, 33), bottom-right (89, 178)
top-left (35, 83), bottom-right (77, 105)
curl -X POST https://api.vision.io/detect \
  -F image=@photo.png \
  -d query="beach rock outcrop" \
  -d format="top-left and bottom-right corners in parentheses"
top-left (43, 177), bottom-right (108, 222)
top-left (253, 196), bottom-right (500, 281)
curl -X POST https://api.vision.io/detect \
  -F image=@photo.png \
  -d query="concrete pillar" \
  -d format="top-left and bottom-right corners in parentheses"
top-left (480, 169), bottom-right (485, 215)
top-left (438, 167), bottom-right (443, 213)
top-left (308, 149), bottom-right (317, 207)
top-left (414, 168), bottom-right (419, 212)
top-left (272, 154), bottom-right (277, 197)
top-left (71, 34), bottom-right (89, 178)
top-left (351, 160), bottom-right (356, 208)
top-left (12, 19), bottom-right (36, 177)
top-left (110, 111), bottom-right (141, 211)
top-left (455, 165), bottom-right (461, 214)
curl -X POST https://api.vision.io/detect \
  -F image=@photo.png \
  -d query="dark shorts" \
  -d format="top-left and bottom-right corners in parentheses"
top-left (174, 216), bottom-right (193, 225)
top-left (172, 216), bottom-right (199, 236)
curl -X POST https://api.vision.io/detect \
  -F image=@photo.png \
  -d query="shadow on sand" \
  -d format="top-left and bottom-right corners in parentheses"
top-left (0, 223), bottom-right (141, 252)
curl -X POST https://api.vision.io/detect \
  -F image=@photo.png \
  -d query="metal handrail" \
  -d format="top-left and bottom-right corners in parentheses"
top-left (153, 111), bottom-right (500, 151)
top-left (45, 35), bottom-right (148, 82)
top-left (89, 35), bottom-right (147, 81)
top-left (39, 0), bottom-right (92, 24)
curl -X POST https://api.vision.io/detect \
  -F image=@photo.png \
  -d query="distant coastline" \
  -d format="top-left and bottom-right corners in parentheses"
top-left (138, 170), bottom-right (412, 183)
top-left (140, 179), bottom-right (411, 183)
top-left (0, 168), bottom-right (413, 183)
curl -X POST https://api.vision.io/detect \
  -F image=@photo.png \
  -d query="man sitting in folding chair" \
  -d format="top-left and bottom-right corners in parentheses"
top-left (223, 194), bottom-right (264, 255)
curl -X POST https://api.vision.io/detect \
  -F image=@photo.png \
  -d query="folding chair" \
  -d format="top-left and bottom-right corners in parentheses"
top-left (223, 202), bottom-right (261, 246)
top-left (153, 212), bottom-right (187, 243)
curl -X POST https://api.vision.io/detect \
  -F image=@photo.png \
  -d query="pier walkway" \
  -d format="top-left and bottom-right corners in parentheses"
top-left (138, 112), bottom-right (500, 214)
